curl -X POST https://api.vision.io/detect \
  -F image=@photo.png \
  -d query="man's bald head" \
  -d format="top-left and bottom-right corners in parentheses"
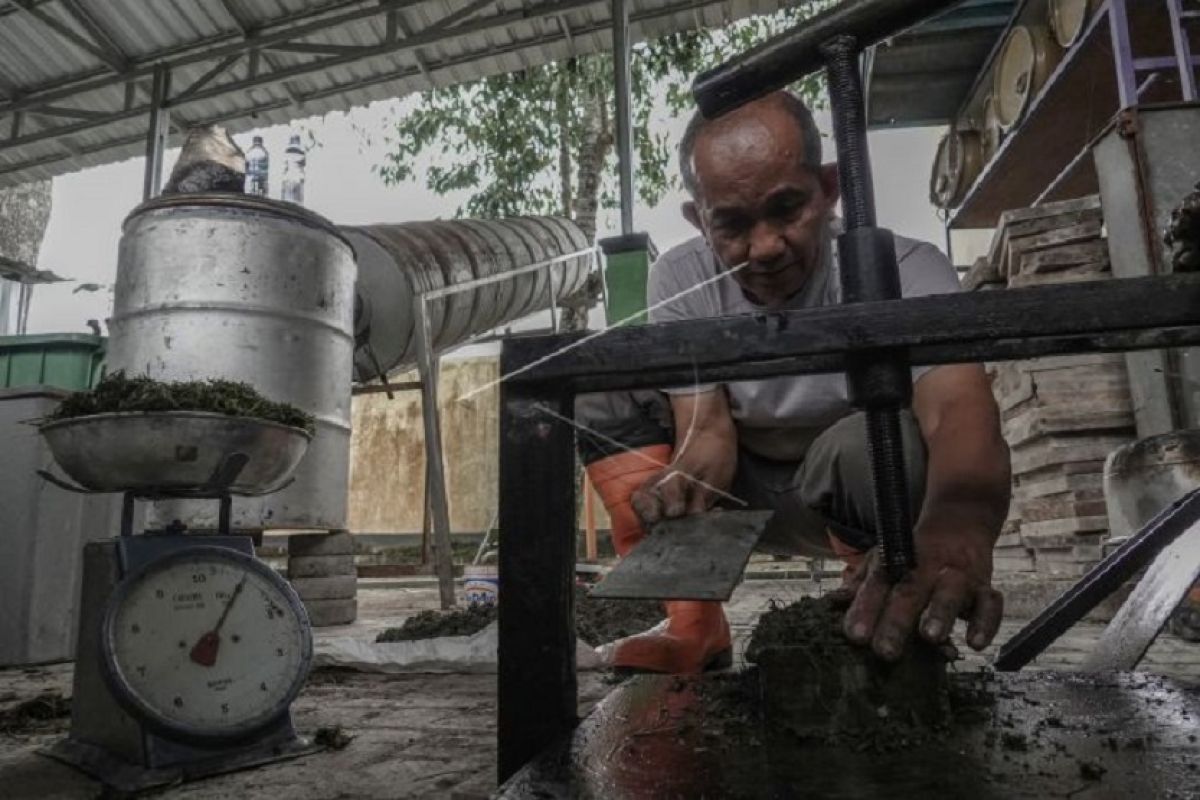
top-left (679, 91), bottom-right (822, 199)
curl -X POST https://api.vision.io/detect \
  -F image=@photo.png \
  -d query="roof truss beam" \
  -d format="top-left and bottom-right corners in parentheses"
top-left (263, 41), bottom-right (378, 57)
top-left (0, 0), bottom-right (600, 140)
top-left (57, 0), bottom-right (130, 68)
top-left (0, 0), bottom-right (425, 116)
top-left (171, 53), bottom-right (244, 105)
top-left (9, 0), bottom-right (126, 72)
top-left (0, 0), bottom-right (718, 175)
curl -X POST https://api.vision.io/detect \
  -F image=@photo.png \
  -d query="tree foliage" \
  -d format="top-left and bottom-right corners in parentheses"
top-left (375, 5), bottom-right (831, 239)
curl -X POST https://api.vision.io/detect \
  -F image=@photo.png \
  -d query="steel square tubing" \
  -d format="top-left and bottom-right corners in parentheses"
top-left (499, 275), bottom-right (1200, 392)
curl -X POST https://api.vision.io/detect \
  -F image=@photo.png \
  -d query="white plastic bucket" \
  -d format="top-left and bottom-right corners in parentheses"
top-left (464, 564), bottom-right (500, 607)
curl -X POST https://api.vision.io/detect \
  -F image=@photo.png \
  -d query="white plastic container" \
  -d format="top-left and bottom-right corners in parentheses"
top-left (463, 565), bottom-right (499, 607)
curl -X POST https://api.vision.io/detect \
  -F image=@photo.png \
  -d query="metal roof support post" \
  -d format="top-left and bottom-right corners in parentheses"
top-left (613, 0), bottom-right (634, 235)
top-left (16, 283), bottom-right (32, 334)
top-left (0, 279), bottom-right (12, 335)
top-left (1165, 0), bottom-right (1198, 102)
top-left (1108, 0), bottom-right (1138, 110)
top-left (143, 64), bottom-right (171, 201)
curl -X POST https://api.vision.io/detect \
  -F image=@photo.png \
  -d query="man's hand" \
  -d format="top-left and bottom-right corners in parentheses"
top-left (842, 513), bottom-right (1004, 661)
top-left (630, 389), bottom-right (737, 525)
top-left (631, 453), bottom-right (733, 524)
top-left (845, 363), bottom-right (1011, 661)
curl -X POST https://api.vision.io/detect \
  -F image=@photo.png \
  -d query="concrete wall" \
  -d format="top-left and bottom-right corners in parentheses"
top-left (347, 354), bottom-right (613, 538)
top-left (348, 356), bottom-right (501, 534)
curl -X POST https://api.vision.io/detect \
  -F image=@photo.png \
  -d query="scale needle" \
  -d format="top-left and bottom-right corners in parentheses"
top-left (189, 575), bottom-right (247, 668)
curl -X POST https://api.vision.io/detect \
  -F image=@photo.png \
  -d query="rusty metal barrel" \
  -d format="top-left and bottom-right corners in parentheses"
top-left (342, 217), bottom-right (592, 381)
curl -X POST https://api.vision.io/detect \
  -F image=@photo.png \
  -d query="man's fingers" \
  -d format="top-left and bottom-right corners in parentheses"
top-left (843, 552), bottom-right (889, 646)
top-left (918, 570), bottom-right (971, 645)
top-left (965, 587), bottom-right (1004, 651)
top-left (630, 487), bottom-right (662, 525)
top-left (870, 576), bottom-right (934, 661)
top-left (685, 486), bottom-right (711, 515)
top-left (656, 472), bottom-right (689, 518)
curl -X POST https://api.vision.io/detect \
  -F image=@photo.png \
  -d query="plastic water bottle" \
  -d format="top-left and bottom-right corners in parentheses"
top-left (281, 133), bottom-right (306, 205)
top-left (245, 135), bottom-right (269, 197)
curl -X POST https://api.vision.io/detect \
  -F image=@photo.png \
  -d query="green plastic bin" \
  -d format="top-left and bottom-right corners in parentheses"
top-left (599, 233), bottom-right (657, 327)
top-left (0, 333), bottom-right (106, 391)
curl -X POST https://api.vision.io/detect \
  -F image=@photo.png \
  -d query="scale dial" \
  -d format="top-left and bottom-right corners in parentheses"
top-left (101, 545), bottom-right (312, 744)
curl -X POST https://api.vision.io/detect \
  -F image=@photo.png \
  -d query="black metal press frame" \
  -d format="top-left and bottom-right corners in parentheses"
top-left (496, 0), bottom-right (1200, 782)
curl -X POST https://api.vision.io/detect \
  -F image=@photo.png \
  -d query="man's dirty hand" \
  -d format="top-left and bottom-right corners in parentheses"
top-left (841, 516), bottom-right (1003, 661)
top-left (631, 463), bottom-right (719, 525)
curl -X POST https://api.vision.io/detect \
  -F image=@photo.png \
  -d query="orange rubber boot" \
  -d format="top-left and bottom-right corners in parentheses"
top-left (587, 447), bottom-right (733, 674)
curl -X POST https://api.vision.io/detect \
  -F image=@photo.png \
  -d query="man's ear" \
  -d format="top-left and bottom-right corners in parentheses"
top-left (682, 200), bottom-right (703, 231)
top-left (818, 163), bottom-right (841, 208)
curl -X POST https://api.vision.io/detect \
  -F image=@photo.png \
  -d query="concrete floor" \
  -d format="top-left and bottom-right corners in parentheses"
top-left (2, 579), bottom-right (1197, 799)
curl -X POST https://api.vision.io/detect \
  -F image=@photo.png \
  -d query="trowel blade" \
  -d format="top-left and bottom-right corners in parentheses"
top-left (1082, 520), bottom-right (1200, 673)
top-left (590, 510), bottom-right (774, 601)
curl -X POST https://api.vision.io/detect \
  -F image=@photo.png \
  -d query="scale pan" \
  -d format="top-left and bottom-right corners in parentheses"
top-left (39, 411), bottom-right (311, 496)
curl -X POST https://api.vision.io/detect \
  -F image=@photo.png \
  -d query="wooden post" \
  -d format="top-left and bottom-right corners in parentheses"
top-left (413, 296), bottom-right (456, 609)
top-left (497, 369), bottom-right (577, 782)
top-left (584, 473), bottom-right (598, 562)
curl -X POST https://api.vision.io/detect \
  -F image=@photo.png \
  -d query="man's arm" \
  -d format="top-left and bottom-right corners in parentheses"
top-left (631, 389), bottom-right (738, 523)
top-left (845, 363), bottom-right (1012, 659)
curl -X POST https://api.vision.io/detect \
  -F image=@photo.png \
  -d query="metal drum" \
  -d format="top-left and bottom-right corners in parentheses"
top-left (345, 217), bottom-right (591, 381)
top-left (929, 128), bottom-right (984, 210)
top-left (1048, 0), bottom-right (1093, 49)
top-left (993, 25), bottom-right (1063, 132)
top-left (982, 92), bottom-right (1003, 161)
top-left (107, 194), bottom-right (357, 531)
top-left (1104, 430), bottom-right (1200, 540)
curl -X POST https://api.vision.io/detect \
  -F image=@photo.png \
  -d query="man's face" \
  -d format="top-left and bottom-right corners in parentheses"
top-left (685, 100), bottom-right (839, 309)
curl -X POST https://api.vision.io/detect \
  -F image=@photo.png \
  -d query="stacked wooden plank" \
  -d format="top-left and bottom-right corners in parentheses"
top-left (965, 196), bottom-right (1134, 578)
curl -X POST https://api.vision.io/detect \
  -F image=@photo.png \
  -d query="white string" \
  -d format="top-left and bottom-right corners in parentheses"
top-left (454, 261), bottom-right (751, 402)
top-left (534, 402), bottom-right (748, 508)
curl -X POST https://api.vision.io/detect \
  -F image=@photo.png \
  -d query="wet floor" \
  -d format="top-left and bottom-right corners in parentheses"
top-left (501, 670), bottom-right (1200, 799)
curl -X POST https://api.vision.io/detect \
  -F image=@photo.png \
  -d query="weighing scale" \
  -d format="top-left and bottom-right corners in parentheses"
top-left (35, 411), bottom-right (320, 793)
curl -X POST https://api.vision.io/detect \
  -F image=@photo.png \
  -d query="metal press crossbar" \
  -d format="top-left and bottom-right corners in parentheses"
top-left (496, 0), bottom-right (1200, 782)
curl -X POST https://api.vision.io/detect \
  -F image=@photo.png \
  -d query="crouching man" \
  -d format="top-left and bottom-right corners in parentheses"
top-left (580, 91), bottom-right (1011, 673)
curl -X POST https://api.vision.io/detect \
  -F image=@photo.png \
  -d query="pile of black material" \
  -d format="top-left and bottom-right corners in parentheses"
top-left (746, 595), bottom-right (951, 752)
top-left (376, 605), bottom-right (497, 642)
top-left (0, 692), bottom-right (71, 736)
top-left (1166, 181), bottom-right (1200, 272)
top-left (374, 584), bottom-right (666, 647)
top-left (575, 585), bottom-right (664, 648)
top-left (47, 371), bottom-right (315, 435)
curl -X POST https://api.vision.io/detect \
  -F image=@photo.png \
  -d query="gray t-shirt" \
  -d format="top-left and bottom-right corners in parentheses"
top-left (647, 226), bottom-right (962, 461)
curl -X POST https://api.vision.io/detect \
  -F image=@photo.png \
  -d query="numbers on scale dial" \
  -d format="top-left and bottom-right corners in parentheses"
top-left (109, 553), bottom-right (307, 735)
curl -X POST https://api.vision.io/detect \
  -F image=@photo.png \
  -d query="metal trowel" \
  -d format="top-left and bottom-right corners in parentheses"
top-left (590, 510), bottom-right (774, 601)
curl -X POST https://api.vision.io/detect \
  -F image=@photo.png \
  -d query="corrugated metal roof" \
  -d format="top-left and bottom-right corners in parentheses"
top-left (0, 0), bottom-right (790, 188)
top-left (867, 0), bottom-right (1017, 129)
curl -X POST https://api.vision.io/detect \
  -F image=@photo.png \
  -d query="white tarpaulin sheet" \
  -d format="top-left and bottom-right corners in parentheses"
top-left (314, 622), bottom-right (604, 674)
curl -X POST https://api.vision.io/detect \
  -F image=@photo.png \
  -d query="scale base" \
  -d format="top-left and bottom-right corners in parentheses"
top-left (41, 730), bottom-right (320, 794)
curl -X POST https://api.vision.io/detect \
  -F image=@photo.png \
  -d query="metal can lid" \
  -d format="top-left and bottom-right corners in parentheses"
top-left (123, 192), bottom-right (351, 249)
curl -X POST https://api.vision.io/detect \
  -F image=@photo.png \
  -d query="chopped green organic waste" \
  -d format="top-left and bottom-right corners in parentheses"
top-left (46, 371), bottom-right (315, 434)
